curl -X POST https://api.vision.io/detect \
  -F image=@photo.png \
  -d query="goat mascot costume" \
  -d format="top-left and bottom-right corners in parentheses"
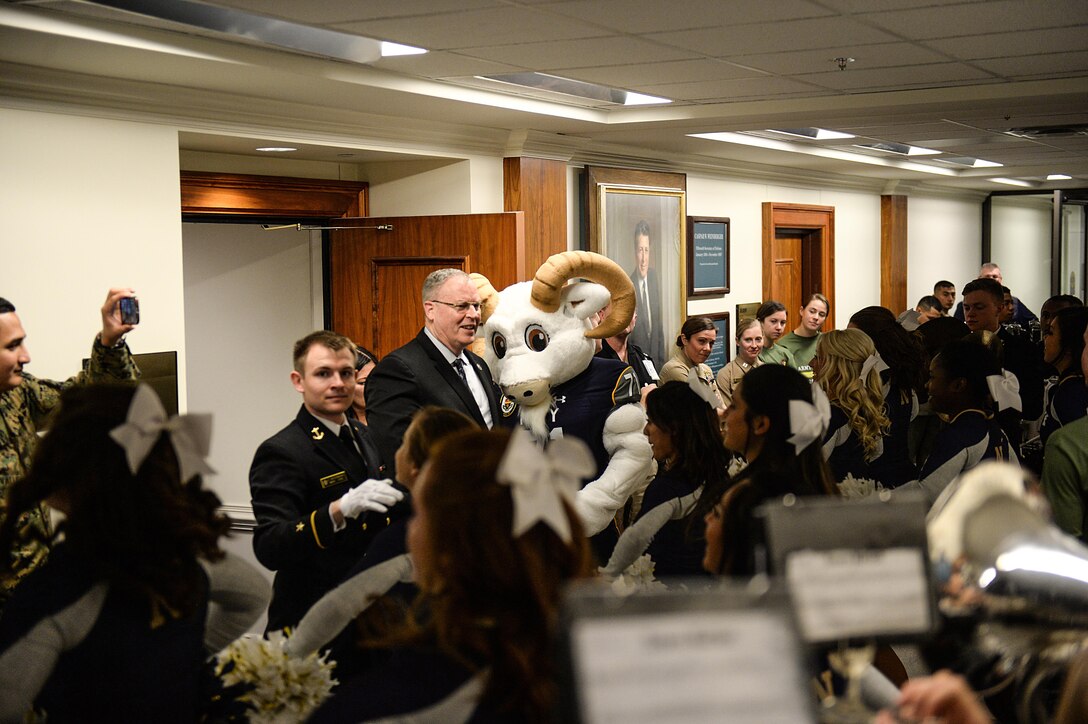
top-left (472, 251), bottom-right (654, 558)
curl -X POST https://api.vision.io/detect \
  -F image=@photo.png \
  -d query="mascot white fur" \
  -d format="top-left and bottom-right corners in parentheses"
top-left (472, 251), bottom-right (654, 537)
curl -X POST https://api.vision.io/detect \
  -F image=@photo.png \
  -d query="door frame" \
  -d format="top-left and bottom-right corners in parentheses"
top-left (762, 203), bottom-right (836, 325)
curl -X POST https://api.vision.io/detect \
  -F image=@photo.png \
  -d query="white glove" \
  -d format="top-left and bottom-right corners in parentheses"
top-left (339, 478), bottom-right (403, 519)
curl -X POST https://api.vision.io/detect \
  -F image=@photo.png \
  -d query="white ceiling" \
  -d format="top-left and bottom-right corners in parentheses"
top-left (2, 0), bottom-right (1087, 192)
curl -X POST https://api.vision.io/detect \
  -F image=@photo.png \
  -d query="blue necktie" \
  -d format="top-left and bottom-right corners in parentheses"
top-left (452, 358), bottom-right (470, 388)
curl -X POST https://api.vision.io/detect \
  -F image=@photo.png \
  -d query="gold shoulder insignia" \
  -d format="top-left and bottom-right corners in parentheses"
top-left (295, 522), bottom-right (305, 532)
top-left (311, 426), bottom-right (325, 440)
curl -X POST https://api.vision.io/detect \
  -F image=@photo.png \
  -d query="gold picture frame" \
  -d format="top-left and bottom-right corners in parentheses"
top-left (586, 167), bottom-right (686, 371)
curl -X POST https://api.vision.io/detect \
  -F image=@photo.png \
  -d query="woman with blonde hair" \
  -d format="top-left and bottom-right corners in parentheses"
top-left (813, 329), bottom-right (891, 485)
top-left (715, 317), bottom-right (763, 407)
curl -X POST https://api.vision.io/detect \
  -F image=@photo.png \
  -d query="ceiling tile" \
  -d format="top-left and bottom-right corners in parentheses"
top-left (970, 52), bottom-right (1088, 80)
top-left (541, 0), bottom-right (833, 34)
top-left (639, 76), bottom-right (829, 101)
top-left (924, 26), bottom-right (1088, 60)
top-left (561, 58), bottom-right (767, 87)
top-left (727, 42), bottom-right (948, 75)
top-left (799, 63), bottom-right (997, 91)
top-left (218, 0), bottom-right (505, 25)
top-left (816, 0), bottom-right (990, 11)
top-left (856, 0), bottom-right (1088, 40)
top-left (456, 36), bottom-right (695, 70)
top-left (648, 16), bottom-right (899, 56)
top-left (335, 6), bottom-right (603, 49)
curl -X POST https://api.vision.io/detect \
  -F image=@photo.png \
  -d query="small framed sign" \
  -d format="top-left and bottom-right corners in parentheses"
top-left (687, 216), bottom-right (729, 297)
top-left (703, 311), bottom-right (730, 376)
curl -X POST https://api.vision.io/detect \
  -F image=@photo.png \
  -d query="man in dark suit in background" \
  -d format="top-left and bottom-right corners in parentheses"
top-left (250, 330), bottom-right (403, 632)
top-left (628, 220), bottom-right (666, 369)
top-left (366, 268), bottom-right (508, 474)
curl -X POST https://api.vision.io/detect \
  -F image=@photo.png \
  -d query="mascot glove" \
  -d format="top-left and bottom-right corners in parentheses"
top-left (340, 478), bottom-right (403, 518)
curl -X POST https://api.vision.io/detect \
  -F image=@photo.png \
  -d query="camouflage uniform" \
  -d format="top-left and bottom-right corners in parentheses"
top-left (0, 337), bottom-right (138, 603)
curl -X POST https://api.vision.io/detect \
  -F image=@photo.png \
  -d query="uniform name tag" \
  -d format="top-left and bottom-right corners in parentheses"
top-left (320, 471), bottom-right (349, 489)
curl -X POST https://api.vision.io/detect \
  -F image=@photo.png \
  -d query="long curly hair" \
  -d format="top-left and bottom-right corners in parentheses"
top-left (849, 305), bottom-right (928, 402)
top-left (815, 329), bottom-right (890, 461)
top-left (400, 428), bottom-right (594, 722)
top-left (645, 381), bottom-right (733, 530)
top-left (0, 384), bottom-right (228, 617)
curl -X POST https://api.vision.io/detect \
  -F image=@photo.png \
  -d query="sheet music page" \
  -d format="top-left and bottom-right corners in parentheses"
top-left (786, 547), bottom-right (930, 642)
top-left (572, 609), bottom-right (813, 723)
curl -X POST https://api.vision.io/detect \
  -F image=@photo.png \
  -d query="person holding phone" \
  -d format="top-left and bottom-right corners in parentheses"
top-left (0, 288), bottom-right (140, 606)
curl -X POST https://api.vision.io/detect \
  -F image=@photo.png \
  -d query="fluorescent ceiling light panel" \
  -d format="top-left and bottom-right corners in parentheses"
top-left (990, 177), bottom-right (1033, 187)
top-left (1047, 174), bottom-right (1072, 180)
top-left (689, 132), bottom-right (956, 176)
top-left (624, 91), bottom-right (672, 106)
top-left (854, 142), bottom-right (940, 156)
top-left (477, 72), bottom-right (670, 106)
top-left (256, 146), bottom-right (296, 152)
top-left (765, 127), bottom-right (855, 140)
top-left (87, 0), bottom-right (384, 63)
top-left (381, 41), bottom-right (426, 57)
top-left (938, 156), bottom-right (1003, 168)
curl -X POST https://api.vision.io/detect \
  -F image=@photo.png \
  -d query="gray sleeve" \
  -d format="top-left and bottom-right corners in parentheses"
top-left (0, 584), bottom-right (108, 723)
top-left (601, 490), bottom-right (699, 578)
top-left (201, 552), bottom-right (272, 653)
top-left (285, 553), bottom-right (414, 658)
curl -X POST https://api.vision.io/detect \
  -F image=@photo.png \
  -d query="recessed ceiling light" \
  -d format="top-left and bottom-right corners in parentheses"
top-left (990, 177), bottom-right (1033, 187)
top-left (87, 0), bottom-right (383, 63)
top-left (1047, 174), bottom-right (1072, 181)
top-left (624, 91), bottom-right (671, 106)
top-left (256, 146), bottom-right (297, 152)
top-left (765, 127), bottom-right (855, 141)
top-left (477, 72), bottom-right (670, 106)
top-left (689, 132), bottom-right (957, 176)
top-left (854, 142), bottom-right (940, 156)
top-left (935, 156), bottom-right (1003, 168)
top-left (381, 41), bottom-right (426, 57)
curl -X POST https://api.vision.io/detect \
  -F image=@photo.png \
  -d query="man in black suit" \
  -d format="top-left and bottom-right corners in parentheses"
top-left (628, 220), bottom-right (666, 369)
top-left (366, 268), bottom-right (509, 473)
top-left (250, 330), bottom-right (404, 632)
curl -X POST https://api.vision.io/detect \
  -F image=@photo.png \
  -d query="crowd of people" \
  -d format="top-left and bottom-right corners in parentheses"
top-left (0, 256), bottom-right (1086, 722)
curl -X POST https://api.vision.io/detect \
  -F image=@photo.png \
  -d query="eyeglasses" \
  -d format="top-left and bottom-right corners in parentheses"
top-left (428, 300), bottom-right (482, 314)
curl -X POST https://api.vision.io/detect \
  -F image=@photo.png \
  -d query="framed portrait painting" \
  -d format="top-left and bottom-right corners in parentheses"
top-left (586, 167), bottom-right (687, 372)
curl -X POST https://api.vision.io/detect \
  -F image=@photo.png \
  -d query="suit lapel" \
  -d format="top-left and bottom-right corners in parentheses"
top-left (415, 332), bottom-right (487, 425)
top-left (294, 407), bottom-right (367, 480)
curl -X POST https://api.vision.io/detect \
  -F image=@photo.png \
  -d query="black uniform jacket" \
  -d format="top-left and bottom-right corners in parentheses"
top-left (250, 405), bottom-right (400, 632)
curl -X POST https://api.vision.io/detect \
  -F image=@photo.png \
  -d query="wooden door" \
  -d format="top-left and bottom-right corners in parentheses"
top-left (762, 203), bottom-right (836, 325)
top-left (770, 232), bottom-right (803, 321)
top-left (329, 212), bottom-right (525, 358)
top-left (371, 256), bottom-right (465, 354)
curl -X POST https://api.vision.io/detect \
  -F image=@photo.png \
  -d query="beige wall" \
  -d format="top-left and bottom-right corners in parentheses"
top-left (1, 107), bottom-right (188, 401)
top-left (991, 195), bottom-right (1053, 314)
top-left (907, 195), bottom-right (983, 308)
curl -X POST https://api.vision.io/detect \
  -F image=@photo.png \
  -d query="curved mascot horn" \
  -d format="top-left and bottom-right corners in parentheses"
top-left (530, 251), bottom-right (635, 339)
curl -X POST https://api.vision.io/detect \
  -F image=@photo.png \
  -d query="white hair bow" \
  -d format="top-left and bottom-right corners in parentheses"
top-left (787, 382), bottom-right (832, 454)
top-left (109, 384), bottom-right (215, 482)
top-left (859, 352), bottom-right (889, 383)
top-left (986, 370), bottom-right (1022, 413)
top-left (496, 427), bottom-right (594, 543)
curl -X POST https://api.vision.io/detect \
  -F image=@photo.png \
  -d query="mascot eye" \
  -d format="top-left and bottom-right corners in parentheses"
top-left (525, 325), bottom-right (550, 352)
top-left (491, 333), bottom-right (508, 359)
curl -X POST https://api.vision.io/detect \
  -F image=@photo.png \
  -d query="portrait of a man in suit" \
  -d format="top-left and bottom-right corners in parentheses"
top-left (627, 219), bottom-right (666, 368)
